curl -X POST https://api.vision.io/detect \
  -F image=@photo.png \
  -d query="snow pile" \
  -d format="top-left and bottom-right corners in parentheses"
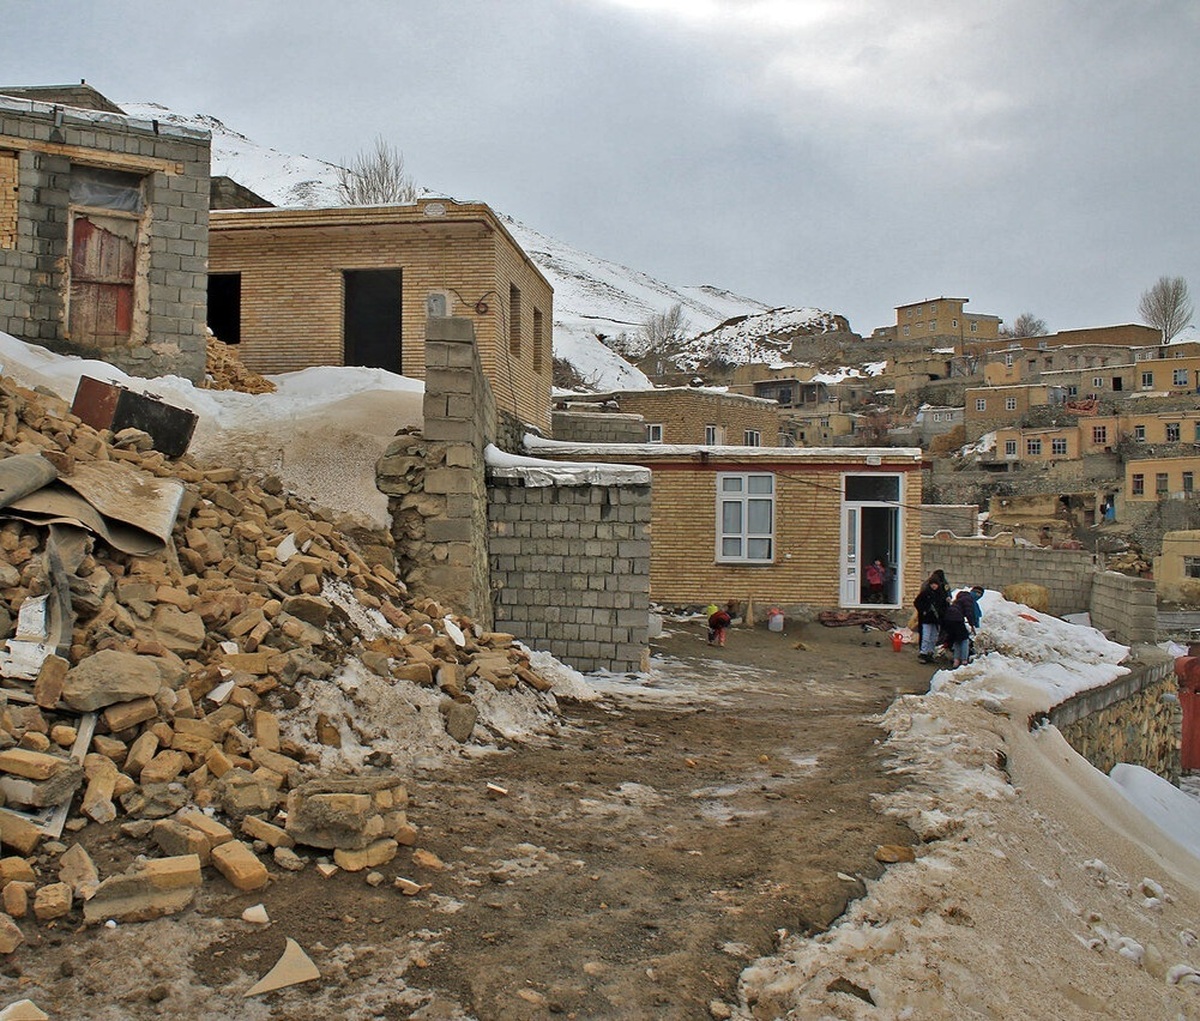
top-left (0, 331), bottom-right (422, 527)
top-left (736, 595), bottom-right (1200, 1018)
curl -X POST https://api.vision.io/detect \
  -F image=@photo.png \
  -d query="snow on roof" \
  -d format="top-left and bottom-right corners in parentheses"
top-left (487, 443), bottom-right (650, 487)
top-left (524, 433), bottom-right (923, 462)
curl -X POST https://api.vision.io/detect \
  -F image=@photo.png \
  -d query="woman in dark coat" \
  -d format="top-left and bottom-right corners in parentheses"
top-left (913, 572), bottom-right (949, 664)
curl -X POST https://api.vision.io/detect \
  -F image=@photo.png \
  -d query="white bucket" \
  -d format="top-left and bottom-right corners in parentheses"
top-left (768, 610), bottom-right (784, 632)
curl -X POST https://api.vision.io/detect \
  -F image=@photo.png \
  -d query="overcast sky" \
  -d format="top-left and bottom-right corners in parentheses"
top-left (5, 0), bottom-right (1197, 337)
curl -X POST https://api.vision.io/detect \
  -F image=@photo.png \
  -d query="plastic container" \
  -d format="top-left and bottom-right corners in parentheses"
top-left (767, 608), bottom-right (784, 632)
top-left (891, 631), bottom-right (904, 652)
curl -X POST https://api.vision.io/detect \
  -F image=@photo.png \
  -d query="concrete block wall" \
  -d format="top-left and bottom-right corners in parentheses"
top-left (0, 96), bottom-right (209, 382)
top-left (1090, 570), bottom-right (1157, 644)
top-left (552, 410), bottom-right (646, 444)
top-left (922, 539), bottom-right (1097, 615)
top-left (1049, 653), bottom-right (1179, 783)
top-left (488, 478), bottom-right (651, 674)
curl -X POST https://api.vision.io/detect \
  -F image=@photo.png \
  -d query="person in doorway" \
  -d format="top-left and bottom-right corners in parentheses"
top-left (913, 572), bottom-right (949, 664)
top-left (864, 558), bottom-right (889, 603)
top-left (707, 600), bottom-right (737, 647)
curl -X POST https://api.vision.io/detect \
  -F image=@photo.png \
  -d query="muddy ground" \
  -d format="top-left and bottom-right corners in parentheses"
top-left (0, 617), bottom-right (934, 1020)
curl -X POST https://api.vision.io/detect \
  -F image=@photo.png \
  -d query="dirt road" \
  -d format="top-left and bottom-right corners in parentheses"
top-left (5, 618), bottom-right (932, 1020)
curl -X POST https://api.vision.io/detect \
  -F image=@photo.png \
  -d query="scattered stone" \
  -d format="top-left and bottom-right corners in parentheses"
top-left (874, 844), bottom-right (916, 864)
top-left (32, 882), bottom-right (72, 921)
top-left (83, 854), bottom-right (203, 924)
top-left (273, 847), bottom-right (306, 872)
top-left (211, 840), bottom-right (269, 892)
top-left (0, 998), bottom-right (46, 1020)
top-left (57, 844), bottom-right (99, 901)
top-left (243, 937), bottom-right (319, 997)
top-left (241, 903), bottom-right (270, 925)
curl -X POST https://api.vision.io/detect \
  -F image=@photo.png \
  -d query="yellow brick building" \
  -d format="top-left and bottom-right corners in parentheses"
top-left (527, 439), bottom-right (925, 609)
top-left (208, 200), bottom-right (553, 431)
top-left (561, 388), bottom-right (785, 446)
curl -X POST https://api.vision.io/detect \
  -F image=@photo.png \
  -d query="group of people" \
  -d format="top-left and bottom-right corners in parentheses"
top-left (913, 570), bottom-right (984, 668)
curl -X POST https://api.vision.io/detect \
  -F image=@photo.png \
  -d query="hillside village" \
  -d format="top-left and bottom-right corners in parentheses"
top-left (0, 81), bottom-right (1197, 1018)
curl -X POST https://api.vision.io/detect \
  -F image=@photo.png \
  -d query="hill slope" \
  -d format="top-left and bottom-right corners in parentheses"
top-left (122, 103), bottom-right (834, 391)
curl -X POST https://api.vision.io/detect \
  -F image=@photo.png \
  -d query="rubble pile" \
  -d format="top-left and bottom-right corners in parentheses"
top-left (199, 335), bottom-right (276, 394)
top-left (0, 370), bottom-right (558, 951)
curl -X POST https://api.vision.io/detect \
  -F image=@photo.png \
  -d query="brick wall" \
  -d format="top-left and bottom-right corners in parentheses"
top-left (921, 504), bottom-right (978, 537)
top-left (376, 316), bottom-right (652, 672)
top-left (552, 410), bottom-right (646, 444)
top-left (921, 539), bottom-right (1097, 614)
top-left (210, 203), bottom-right (553, 433)
top-left (0, 96), bottom-right (209, 382)
top-left (1090, 571), bottom-right (1157, 644)
top-left (594, 389), bottom-right (784, 445)
top-left (488, 478), bottom-right (651, 674)
top-left (0, 150), bottom-right (16, 249)
top-left (377, 317), bottom-right (495, 623)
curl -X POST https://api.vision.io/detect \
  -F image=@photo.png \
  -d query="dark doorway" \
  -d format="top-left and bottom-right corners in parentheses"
top-left (207, 273), bottom-right (242, 344)
top-left (344, 269), bottom-right (402, 372)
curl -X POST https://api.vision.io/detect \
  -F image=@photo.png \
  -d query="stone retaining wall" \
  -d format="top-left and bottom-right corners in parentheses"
top-left (1048, 653), bottom-right (1180, 783)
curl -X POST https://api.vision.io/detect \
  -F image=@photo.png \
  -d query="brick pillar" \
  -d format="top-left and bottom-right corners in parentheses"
top-left (377, 317), bottom-right (496, 625)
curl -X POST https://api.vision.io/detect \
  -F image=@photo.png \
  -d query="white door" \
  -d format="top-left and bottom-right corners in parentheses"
top-left (840, 474), bottom-right (903, 608)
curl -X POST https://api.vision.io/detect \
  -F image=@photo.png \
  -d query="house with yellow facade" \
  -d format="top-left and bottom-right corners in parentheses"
top-left (525, 436), bottom-right (925, 610)
top-left (208, 200), bottom-right (554, 432)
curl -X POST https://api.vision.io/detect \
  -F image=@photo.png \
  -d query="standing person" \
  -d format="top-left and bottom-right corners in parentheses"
top-left (913, 573), bottom-right (949, 664)
top-left (707, 601), bottom-right (734, 647)
top-left (864, 558), bottom-right (888, 603)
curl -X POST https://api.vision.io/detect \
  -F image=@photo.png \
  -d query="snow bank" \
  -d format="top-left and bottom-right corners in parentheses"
top-left (736, 595), bottom-right (1200, 1018)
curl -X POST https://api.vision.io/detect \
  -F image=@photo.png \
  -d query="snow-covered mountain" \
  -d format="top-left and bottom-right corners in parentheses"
top-left (123, 103), bottom-right (831, 391)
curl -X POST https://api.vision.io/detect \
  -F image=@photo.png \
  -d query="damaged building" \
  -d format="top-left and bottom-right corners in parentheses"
top-left (0, 83), bottom-right (211, 383)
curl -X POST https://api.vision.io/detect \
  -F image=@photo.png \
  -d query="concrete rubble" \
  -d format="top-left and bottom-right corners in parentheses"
top-left (0, 356), bottom-right (558, 963)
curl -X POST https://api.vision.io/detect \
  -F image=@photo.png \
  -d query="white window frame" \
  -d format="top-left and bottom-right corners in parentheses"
top-left (1092, 425), bottom-right (1107, 445)
top-left (1134, 424), bottom-right (1145, 441)
top-left (1026, 438), bottom-right (1042, 456)
top-left (1174, 369), bottom-right (1188, 386)
top-left (704, 424), bottom-right (721, 445)
top-left (1004, 439), bottom-right (1017, 457)
top-left (1142, 371), bottom-right (1154, 389)
top-left (1167, 422), bottom-right (1181, 442)
top-left (1005, 397), bottom-right (1017, 411)
top-left (1052, 437), bottom-right (1068, 455)
top-left (716, 473), bottom-right (774, 564)
top-left (646, 423), bottom-right (663, 443)
top-left (743, 429), bottom-right (761, 446)
top-left (975, 398), bottom-right (987, 412)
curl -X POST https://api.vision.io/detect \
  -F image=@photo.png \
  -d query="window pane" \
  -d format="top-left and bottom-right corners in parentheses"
top-left (70, 166), bottom-right (143, 213)
top-left (747, 475), bottom-right (773, 495)
top-left (722, 502), bottom-right (742, 534)
top-left (722, 537), bottom-right (742, 557)
top-left (721, 477), bottom-right (743, 493)
top-left (844, 475), bottom-right (899, 501)
top-left (747, 538), bottom-right (772, 560)
top-left (747, 498), bottom-right (772, 533)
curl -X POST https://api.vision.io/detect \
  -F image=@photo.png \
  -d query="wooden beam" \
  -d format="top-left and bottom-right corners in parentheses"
top-left (0, 135), bottom-right (183, 175)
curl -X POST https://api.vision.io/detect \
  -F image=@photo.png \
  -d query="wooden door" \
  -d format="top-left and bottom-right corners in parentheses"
top-left (69, 213), bottom-right (136, 346)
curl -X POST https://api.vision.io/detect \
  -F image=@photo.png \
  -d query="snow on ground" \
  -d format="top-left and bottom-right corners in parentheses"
top-left (0, 332), bottom-right (422, 527)
top-left (736, 593), bottom-right (1200, 1019)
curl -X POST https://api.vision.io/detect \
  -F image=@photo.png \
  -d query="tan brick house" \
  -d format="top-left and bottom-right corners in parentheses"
top-left (526, 437), bottom-right (924, 609)
top-left (555, 387), bottom-right (785, 446)
top-left (208, 200), bottom-right (554, 431)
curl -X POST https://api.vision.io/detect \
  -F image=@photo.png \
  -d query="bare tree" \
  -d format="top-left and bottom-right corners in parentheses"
top-left (999, 312), bottom-right (1047, 338)
top-left (336, 136), bottom-right (418, 205)
top-left (1139, 275), bottom-right (1193, 344)
top-left (640, 303), bottom-right (691, 350)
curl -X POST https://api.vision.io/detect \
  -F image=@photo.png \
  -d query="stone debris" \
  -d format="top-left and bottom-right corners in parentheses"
top-left (243, 936), bottom-right (320, 997)
top-left (0, 999), bottom-right (49, 1021)
top-left (0, 365), bottom-right (559, 951)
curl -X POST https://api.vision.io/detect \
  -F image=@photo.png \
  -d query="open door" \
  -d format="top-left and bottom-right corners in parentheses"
top-left (343, 268), bottom-right (401, 372)
top-left (840, 474), bottom-right (902, 607)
